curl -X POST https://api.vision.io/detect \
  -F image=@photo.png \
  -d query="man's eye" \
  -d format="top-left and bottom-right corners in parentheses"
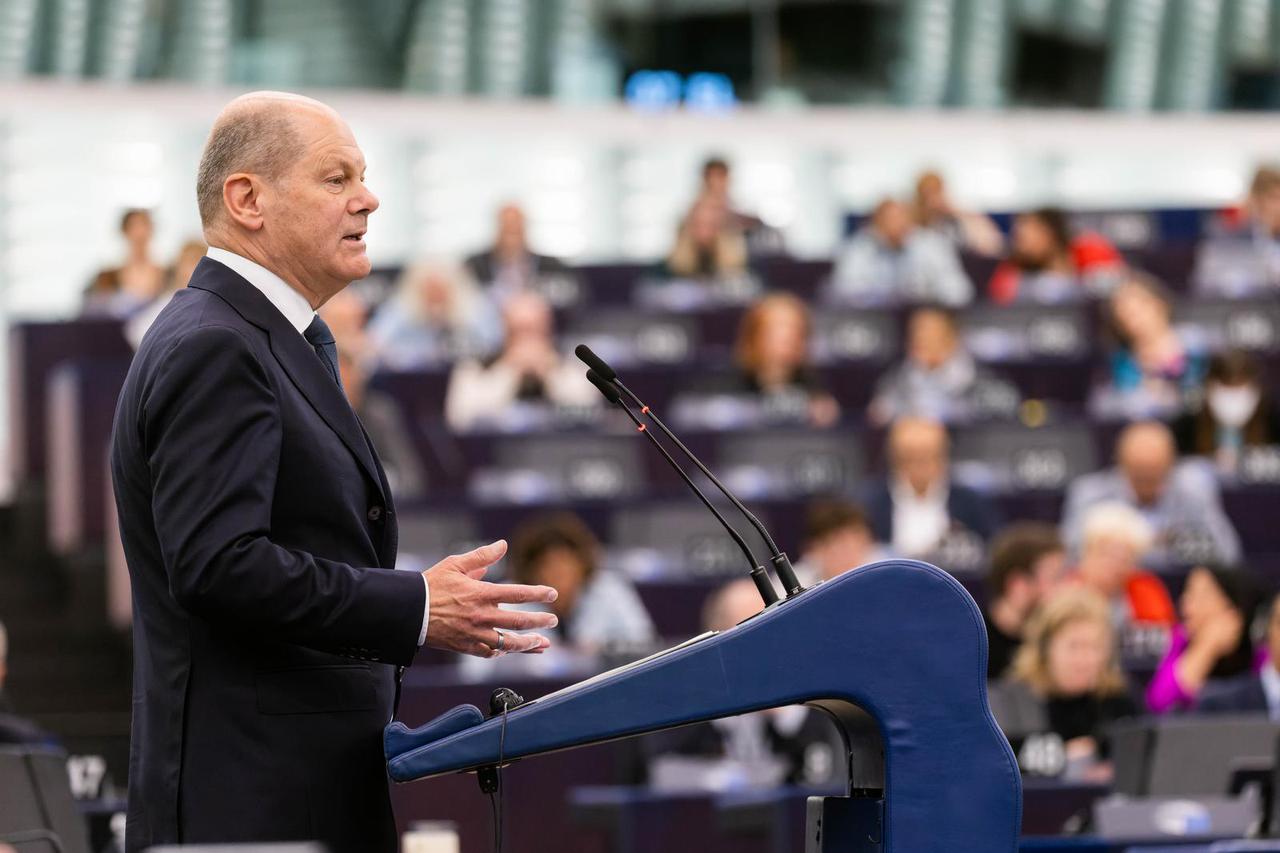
top-left (327, 177), bottom-right (344, 186)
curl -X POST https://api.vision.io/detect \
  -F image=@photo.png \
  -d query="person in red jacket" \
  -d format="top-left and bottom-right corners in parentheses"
top-left (988, 207), bottom-right (1124, 304)
top-left (1072, 500), bottom-right (1176, 629)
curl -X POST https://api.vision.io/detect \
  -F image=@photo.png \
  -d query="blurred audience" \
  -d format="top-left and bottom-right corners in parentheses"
top-left (84, 209), bottom-right (168, 318)
top-left (988, 207), bottom-right (1124, 304)
top-left (913, 170), bottom-right (1004, 257)
top-left (323, 290), bottom-right (428, 502)
top-left (0, 620), bottom-right (54, 746)
top-left (989, 588), bottom-right (1136, 781)
top-left (730, 293), bottom-right (840, 427)
top-left (509, 513), bottom-right (655, 651)
top-left (642, 578), bottom-right (843, 789)
top-left (1071, 502), bottom-right (1175, 630)
top-left (1198, 591), bottom-right (1280, 717)
top-left (1095, 273), bottom-right (1206, 418)
top-left (869, 306), bottom-right (1019, 425)
top-left (863, 417), bottom-right (1000, 560)
top-left (367, 258), bottom-right (502, 370)
top-left (444, 291), bottom-right (596, 431)
top-left (1194, 165), bottom-right (1280, 297)
top-left (1173, 349), bottom-right (1280, 473)
top-left (983, 523), bottom-right (1068, 679)
top-left (126, 238), bottom-right (207, 349)
top-left (665, 198), bottom-right (750, 281)
top-left (1147, 565), bottom-right (1260, 714)
top-left (830, 197), bottom-right (973, 306)
top-left (1062, 421), bottom-right (1242, 565)
top-left (794, 499), bottom-right (890, 585)
top-left (465, 203), bottom-right (571, 298)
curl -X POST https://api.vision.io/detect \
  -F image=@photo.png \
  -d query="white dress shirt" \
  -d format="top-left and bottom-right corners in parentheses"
top-left (889, 476), bottom-right (950, 558)
top-left (1260, 663), bottom-right (1280, 721)
top-left (206, 247), bottom-right (430, 647)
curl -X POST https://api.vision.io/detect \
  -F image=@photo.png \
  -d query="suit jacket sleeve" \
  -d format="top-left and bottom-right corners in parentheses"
top-left (141, 325), bottom-right (425, 665)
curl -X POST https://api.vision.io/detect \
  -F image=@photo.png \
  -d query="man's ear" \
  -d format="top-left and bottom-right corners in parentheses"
top-left (223, 172), bottom-right (265, 232)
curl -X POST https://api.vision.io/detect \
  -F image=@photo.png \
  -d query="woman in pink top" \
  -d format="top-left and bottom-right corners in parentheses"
top-left (1146, 565), bottom-right (1261, 714)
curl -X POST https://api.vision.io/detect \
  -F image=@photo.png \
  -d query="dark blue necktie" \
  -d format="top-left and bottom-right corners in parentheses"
top-left (304, 314), bottom-right (344, 391)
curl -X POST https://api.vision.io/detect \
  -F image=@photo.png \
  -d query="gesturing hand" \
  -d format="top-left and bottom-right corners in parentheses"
top-left (423, 540), bottom-right (559, 657)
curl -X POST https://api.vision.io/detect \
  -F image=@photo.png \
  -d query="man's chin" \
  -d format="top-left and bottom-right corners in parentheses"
top-left (337, 254), bottom-right (372, 282)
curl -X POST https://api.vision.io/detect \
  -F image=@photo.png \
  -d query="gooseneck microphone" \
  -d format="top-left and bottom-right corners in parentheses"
top-left (577, 345), bottom-right (805, 598)
top-left (586, 370), bottom-right (779, 607)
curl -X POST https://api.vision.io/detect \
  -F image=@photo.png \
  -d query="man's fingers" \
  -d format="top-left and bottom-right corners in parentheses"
top-left (452, 540), bottom-right (507, 573)
top-left (496, 631), bottom-right (550, 654)
top-left (489, 609), bottom-right (559, 632)
top-left (486, 582), bottom-right (558, 605)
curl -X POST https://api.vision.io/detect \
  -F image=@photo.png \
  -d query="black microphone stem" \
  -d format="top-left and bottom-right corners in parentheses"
top-left (611, 379), bottom-right (805, 597)
top-left (609, 392), bottom-right (779, 608)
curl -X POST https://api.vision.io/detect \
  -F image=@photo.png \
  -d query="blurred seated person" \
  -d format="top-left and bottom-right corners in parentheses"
top-left (830, 197), bottom-right (974, 306)
top-left (794, 499), bottom-right (891, 586)
top-left (699, 156), bottom-right (783, 253)
top-left (869, 305), bottom-right (1020, 426)
top-left (1093, 273), bottom-right (1206, 418)
top-left (989, 588), bottom-right (1137, 781)
top-left (465, 203), bottom-right (571, 298)
top-left (126, 238), bottom-right (207, 349)
top-left (913, 170), bottom-right (1003, 257)
top-left (444, 291), bottom-right (597, 431)
top-left (84, 208), bottom-right (168, 317)
top-left (984, 523), bottom-right (1068, 679)
top-left (1147, 565), bottom-right (1260, 715)
top-left (1193, 165), bottom-right (1280, 297)
top-left (987, 207), bottom-right (1124, 304)
top-left (1071, 502), bottom-right (1175, 631)
top-left (367, 258), bottom-right (502, 369)
top-left (641, 578), bottom-right (844, 789)
top-left (509, 513), bottom-right (655, 652)
top-left (863, 417), bottom-right (1001, 561)
top-left (1174, 349), bottom-right (1280, 473)
top-left (1062, 421), bottom-right (1242, 566)
top-left (664, 198), bottom-right (750, 282)
top-left (728, 293), bottom-right (840, 427)
top-left (323, 290), bottom-right (428, 502)
top-left (1198, 591), bottom-right (1280, 717)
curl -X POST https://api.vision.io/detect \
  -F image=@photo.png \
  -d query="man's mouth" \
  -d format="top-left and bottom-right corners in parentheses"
top-left (343, 231), bottom-right (365, 244)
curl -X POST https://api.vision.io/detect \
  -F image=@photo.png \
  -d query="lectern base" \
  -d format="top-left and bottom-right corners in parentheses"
top-left (806, 795), bottom-right (883, 853)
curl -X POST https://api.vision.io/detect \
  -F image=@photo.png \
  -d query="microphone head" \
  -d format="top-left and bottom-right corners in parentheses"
top-left (574, 344), bottom-right (617, 382)
top-left (586, 369), bottom-right (622, 404)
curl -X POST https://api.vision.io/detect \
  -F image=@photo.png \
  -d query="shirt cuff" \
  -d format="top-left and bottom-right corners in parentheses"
top-left (418, 573), bottom-right (430, 647)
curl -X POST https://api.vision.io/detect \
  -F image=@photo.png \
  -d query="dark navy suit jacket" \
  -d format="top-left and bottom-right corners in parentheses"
top-left (1197, 675), bottom-right (1270, 715)
top-left (862, 479), bottom-right (1001, 546)
top-left (110, 258), bottom-right (426, 852)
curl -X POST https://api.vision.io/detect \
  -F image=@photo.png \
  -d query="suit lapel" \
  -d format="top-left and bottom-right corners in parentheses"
top-left (188, 258), bottom-right (386, 502)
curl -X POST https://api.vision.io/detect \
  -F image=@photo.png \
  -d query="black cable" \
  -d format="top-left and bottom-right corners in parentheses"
top-left (491, 699), bottom-right (511, 853)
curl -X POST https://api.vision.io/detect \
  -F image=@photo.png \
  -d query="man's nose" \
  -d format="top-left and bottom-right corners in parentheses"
top-left (352, 184), bottom-right (380, 215)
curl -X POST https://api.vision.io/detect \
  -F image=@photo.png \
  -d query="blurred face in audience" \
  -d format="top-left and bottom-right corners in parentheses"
top-left (706, 579), bottom-right (765, 633)
top-left (1180, 567), bottom-right (1234, 639)
top-left (495, 205), bottom-right (528, 258)
top-left (703, 164), bottom-right (730, 199)
top-left (1110, 280), bottom-right (1171, 347)
top-left (417, 269), bottom-right (456, 322)
top-left (754, 298), bottom-right (809, 377)
top-left (915, 173), bottom-right (947, 219)
top-left (1011, 213), bottom-right (1061, 269)
top-left (530, 546), bottom-right (589, 620)
top-left (123, 211), bottom-right (154, 253)
top-left (1046, 616), bottom-right (1112, 697)
top-left (873, 200), bottom-right (913, 249)
top-left (1077, 535), bottom-right (1137, 598)
top-left (1117, 424), bottom-right (1175, 506)
top-left (503, 292), bottom-right (553, 344)
top-left (808, 523), bottom-right (875, 581)
top-left (907, 309), bottom-right (959, 370)
top-left (890, 418), bottom-right (948, 496)
top-left (1252, 184), bottom-right (1280, 236)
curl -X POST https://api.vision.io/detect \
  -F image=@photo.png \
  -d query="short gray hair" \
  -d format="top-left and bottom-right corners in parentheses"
top-left (195, 108), bottom-right (303, 228)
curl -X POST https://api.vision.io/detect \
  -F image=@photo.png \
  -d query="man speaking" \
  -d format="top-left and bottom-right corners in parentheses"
top-left (110, 92), bottom-right (558, 852)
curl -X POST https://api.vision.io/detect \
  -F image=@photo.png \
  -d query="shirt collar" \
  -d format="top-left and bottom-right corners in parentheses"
top-left (891, 475), bottom-right (948, 506)
top-left (206, 246), bottom-right (315, 335)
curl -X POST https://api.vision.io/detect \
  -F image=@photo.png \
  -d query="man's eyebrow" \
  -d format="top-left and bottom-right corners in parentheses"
top-left (318, 155), bottom-right (367, 174)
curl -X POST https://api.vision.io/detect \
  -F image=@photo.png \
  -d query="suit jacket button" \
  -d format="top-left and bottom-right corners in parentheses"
top-left (367, 506), bottom-right (383, 522)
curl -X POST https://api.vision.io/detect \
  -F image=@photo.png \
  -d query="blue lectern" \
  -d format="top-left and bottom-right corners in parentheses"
top-left (385, 559), bottom-right (1022, 852)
